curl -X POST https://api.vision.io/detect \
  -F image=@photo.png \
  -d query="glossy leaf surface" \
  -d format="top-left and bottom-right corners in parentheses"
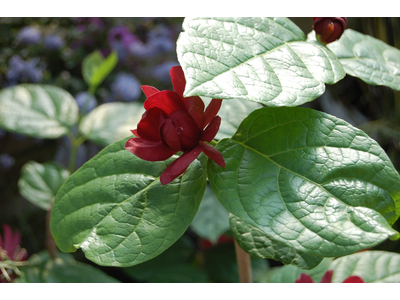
top-left (230, 214), bottom-right (322, 269)
top-left (177, 17), bottom-right (345, 107)
top-left (330, 250), bottom-right (400, 283)
top-left (0, 84), bottom-right (78, 138)
top-left (191, 184), bottom-right (230, 243)
top-left (202, 97), bottom-right (263, 140)
top-left (18, 161), bottom-right (70, 210)
top-left (50, 137), bottom-right (207, 267)
top-left (208, 107), bottom-right (400, 257)
top-left (16, 251), bottom-right (119, 283)
top-left (327, 29), bottom-right (400, 91)
top-left (82, 50), bottom-right (118, 88)
top-left (79, 102), bottom-right (145, 146)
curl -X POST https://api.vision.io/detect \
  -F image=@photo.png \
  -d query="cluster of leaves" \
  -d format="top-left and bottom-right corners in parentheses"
top-left (2, 17), bottom-right (400, 283)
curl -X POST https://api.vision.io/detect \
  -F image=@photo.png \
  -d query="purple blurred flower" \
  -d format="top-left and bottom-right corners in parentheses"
top-left (44, 34), bottom-right (65, 50)
top-left (108, 26), bottom-right (139, 62)
top-left (129, 25), bottom-right (175, 58)
top-left (16, 26), bottom-right (41, 45)
top-left (75, 92), bottom-right (97, 113)
top-left (151, 61), bottom-right (180, 82)
top-left (0, 154), bottom-right (15, 171)
top-left (6, 55), bottom-right (43, 85)
top-left (111, 72), bottom-right (141, 102)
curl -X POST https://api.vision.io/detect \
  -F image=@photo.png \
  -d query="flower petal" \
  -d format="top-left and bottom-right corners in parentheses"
top-left (2, 224), bottom-right (21, 256)
top-left (131, 129), bottom-right (139, 137)
top-left (201, 116), bottom-right (221, 142)
top-left (125, 137), bottom-right (177, 161)
top-left (320, 270), bottom-right (333, 283)
top-left (137, 107), bottom-right (166, 142)
top-left (187, 96), bottom-right (205, 130)
top-left (161, 119), bottom-right (182, 151)
top-left (169, 110), bottom-right (202, 150)
top-left (144, 90), bottom-right (187, 115)
top-left (160, 144), bottom-right (203, 185)
top-left (141, 85), bottom-right (160, 98)
top-left (200, 141), bottom-right (225, 167)
top-left (203, 99), bottom-right (222, 128)
top-left (295, 273), bottom-right (314, 283)
top-left (342, 276), bottom-right (364, 283)
top-left (170, 66), bottom-right (185, 99)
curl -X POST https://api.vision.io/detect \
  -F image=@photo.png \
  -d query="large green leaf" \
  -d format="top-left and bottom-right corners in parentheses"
top-left (330, 250), bottom-right (400, 283)
top-left (0, 84), bottom-right (78, 138)
top-left (50, 137), bottom-right (208, 267)
top-left (79, 102), bottom-right (145, 146)
top-left (202, 97), bottom-right (263, 140)
top-left (177, 17), bottom-right (345, 107)
top-left (208, 106), bottom-right (400, 257)
top-left (327, 29), bottom-right (400, 91)
top-left (82, 50), bottom-right (118, 89)
top-left (18, 161), bottom-right (70, 210)
top-left (15, 251), bottom-right (119, 283)
top-left (190, 184), bottom-right (230, 243)
top-left (229, 214), bottom-right (322, 269)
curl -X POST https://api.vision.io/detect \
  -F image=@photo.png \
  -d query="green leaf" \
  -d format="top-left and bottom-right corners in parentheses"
top-left (177, 17), bottom-right (345, 107)
top-left (229, 214), bottom-right (322, 269)
top-left (18, 161), bottom-right (70, 210)
top-left (330, 250), bottom-right (400, 283)
top-left (50, 137), bottom-right (208, 267)
top-left (267, 257), bottom-right (333, 283)
top-left (190, 184), bottom-right (230, 243)
top-left (15, 251), bottom-right (119, 283)
top-left (202, 97), bottom-right (263, 140)
top-left (0, 84), bottom-right (78, 138)
top-left (82, 50), bottom-right (118, 89)
top-left (79, 102), bottom-right (145, 146)
top-left (208, 106), bottom-right (400, 258)
top-left (326, 29), bottom-right (400, 91)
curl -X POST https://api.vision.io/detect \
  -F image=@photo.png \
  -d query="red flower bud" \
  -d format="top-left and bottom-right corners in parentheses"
top-left (296, 269), bottom-right (364, 283)
top-left (125, 66), bottom-right (225, 185)
top-left (313, 17), bottom-right (347, 45)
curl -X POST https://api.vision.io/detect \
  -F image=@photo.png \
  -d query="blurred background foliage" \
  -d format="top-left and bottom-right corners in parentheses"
top-left (0, 17), bottom-right (400, 282)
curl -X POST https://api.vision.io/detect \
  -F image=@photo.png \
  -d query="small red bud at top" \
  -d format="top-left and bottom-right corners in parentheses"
top-left (313, 17), bottom-right (347, 45)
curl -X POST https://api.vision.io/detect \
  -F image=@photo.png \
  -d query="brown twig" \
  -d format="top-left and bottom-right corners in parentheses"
top-left (234, 239), bottom-right (252, 283)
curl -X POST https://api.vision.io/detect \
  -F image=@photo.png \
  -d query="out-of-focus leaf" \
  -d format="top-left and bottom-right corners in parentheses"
top-left (191, 184), bottom-right (230, 243)
top-left (18, 161), bottom-right (70, 210)
top-left (15, 251), bottom-right (119, 283)
top-left (0, 84), bottom-right (78, 138)
top-left (82, 50), bottom-right (118, 88)
top-left (79, 102), bottom-right (145, 146)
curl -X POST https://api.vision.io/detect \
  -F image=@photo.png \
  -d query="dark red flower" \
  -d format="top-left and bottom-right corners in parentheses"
top-left (125, 66), bottom-right (225, 185)
top-left (313, 17), bottom-right (347, 45)
top-left (296, 270), bottom-right (364, 283)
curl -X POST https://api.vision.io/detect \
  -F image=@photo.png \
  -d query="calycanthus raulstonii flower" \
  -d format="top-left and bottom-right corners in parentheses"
top-left (125, 66), bottom-right (225, 185)
top-left (313, 17), bottom-right (347, 45)
top-left (296, 270), bottom-right (364, 283)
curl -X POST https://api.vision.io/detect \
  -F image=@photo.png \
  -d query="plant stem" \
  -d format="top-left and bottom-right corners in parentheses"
top-left (234, 239), bottom-right (252, 283)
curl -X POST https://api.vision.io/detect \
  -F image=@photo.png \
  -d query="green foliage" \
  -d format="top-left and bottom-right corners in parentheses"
top-left (0, 84), bottom-right (78, 138)
top-left (50, 137), bottom-right (208, 267)
top-left (15, 251), bottom-right (119, 283)
top-left (208, 107), bottom-right (400, 258)
top-left (330, 250), bottom-right (400, 283)
top-left (18, 161), bottom-right (70, 210)
top-left (191, 184), bottom-right (230, 243)
top-left (230, 214), bottom-right (322, 269)
top-left (79, 102), bottom-right (145, 146)
top-left (177, 17), bottom-right (345, 107)
top-left (327, 29), bottom-right (400, 91)
top-left (82, 50), bottom-right (118, 90)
